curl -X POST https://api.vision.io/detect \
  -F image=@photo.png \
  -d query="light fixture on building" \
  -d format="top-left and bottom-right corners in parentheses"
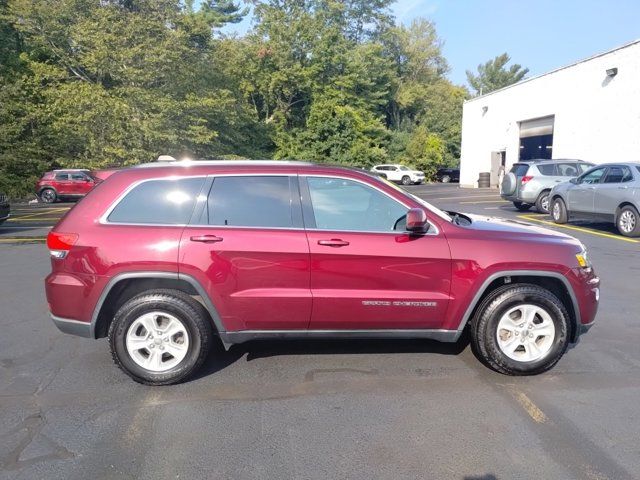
top-left (606, 67), bottom-right (618, 77)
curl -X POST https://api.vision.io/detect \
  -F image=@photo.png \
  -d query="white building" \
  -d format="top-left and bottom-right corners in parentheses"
top-left (459, 39), bottom-right (640, 188)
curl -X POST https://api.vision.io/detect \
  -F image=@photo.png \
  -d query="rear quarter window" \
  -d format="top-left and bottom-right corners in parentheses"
top-left (107, 177), bottom-right (205, 224)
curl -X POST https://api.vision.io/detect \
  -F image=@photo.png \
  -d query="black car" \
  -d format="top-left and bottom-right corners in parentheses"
top-left (435, 168), bottom-right (460, 183)
top-left (0, 192), bottom-right (9, 225)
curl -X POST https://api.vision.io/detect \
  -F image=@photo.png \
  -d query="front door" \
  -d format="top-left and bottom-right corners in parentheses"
top-left (567, 166), bottom-right (607, 214)
top-left (180, 175), bottom-right (311, 331)
top-left (302, 176), bottom-right (451, 330)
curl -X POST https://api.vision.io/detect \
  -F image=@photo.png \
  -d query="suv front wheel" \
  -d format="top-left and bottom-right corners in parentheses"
top-left (109, 289), bottom-right (214, 385)
top-left (470, 284), bottom-right (570, 375)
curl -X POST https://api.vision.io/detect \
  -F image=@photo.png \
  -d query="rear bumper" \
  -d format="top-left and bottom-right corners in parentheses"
top-left (50, 314), bottom-right (92, 338)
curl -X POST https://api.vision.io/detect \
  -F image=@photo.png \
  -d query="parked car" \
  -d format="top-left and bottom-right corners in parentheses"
top-left (435, 168), bottom-right (460, 183)
top-left (36, 169), bottom-right (100, 203)
top-left (46, 160), bottom-right (599, 385)
top-left (501, 159), bottom-right (594, 213)
top-left (370, 164), bottom-right (425, 185)
top-left (0, 192), bottom-right (9, 225)
top-left (550, 163), bottom-right (640, 237)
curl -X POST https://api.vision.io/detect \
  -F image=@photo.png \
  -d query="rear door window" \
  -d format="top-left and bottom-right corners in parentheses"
top-left (510, 164), bottom-right (530, 176)
top-left (107, 177), bottom-right (205, 224)
top-left (537, 164), bottom-right (557, 176)
top-left (54, 173), bottom-right (70, 181)
top-left (603, 166), bottom-right (633, 183)
top-left (207, 176), bottom-right (297, 228)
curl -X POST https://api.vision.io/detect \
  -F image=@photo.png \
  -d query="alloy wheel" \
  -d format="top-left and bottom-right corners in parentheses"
top-left (496, 304), bottom-right (555, 362)
top-left (125, 311), bottom-right (190, 372)
top-left (619, 210), bottom-right (636, 233)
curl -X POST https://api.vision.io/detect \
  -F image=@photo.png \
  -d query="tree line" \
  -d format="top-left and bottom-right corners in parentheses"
top-left (0, 0), bottom-right (528, 198)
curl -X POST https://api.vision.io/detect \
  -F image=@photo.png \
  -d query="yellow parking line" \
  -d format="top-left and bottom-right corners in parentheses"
top-left (7, 217), bottom-right (62, 222)
top-left (518, 214), bottom-right (639, 243)
top-left (508, 388), bottom-right (548, 423)
top-left (11, 207), bottom-right (69, 220)
top-left (0, 237), bottom-right (47, 243)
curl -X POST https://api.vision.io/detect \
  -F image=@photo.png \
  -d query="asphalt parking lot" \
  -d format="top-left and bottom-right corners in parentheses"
top-left (1, 185), bottom-right (639, 480)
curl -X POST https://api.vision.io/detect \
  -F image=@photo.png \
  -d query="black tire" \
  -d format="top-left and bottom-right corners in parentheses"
top-left (39, 188), bottom-right (57, 204)
top-left (551, 197), bottom-right (568, 224)
top-left (513, 201), bottom-right (531, 211)
top-left (616, 205), bottom-right (640, 237)
top-left (441, 175), bottom-right (451, 183)
top-left (535, 190), bottom-right (551, 214)
top-left (108, 289), bottom-right (214, 385)
top-left (470, 284), bottom-right (570, 375)
top-left (401, 175), bottom-right (411, 186)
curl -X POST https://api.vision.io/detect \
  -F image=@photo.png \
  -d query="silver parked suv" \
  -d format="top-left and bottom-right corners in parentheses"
top-left (501, 159), bottom-right (594, 213)
top-left (550, 163), bottom-right (640, 237)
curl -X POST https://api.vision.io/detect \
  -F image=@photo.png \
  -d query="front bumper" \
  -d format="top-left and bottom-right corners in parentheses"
top-left (568, 267), bottom-right (600, 342)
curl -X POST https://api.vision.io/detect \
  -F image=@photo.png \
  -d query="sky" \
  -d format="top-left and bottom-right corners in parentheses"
top-left (222, 0), bottom-right (640, 87)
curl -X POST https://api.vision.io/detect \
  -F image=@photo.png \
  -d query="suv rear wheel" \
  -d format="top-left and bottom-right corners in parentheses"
top-left (401, 175), bottom-right (411, 186)
top-left (470, 284), bottom-right (569, 375)
top-left (109, 289), bottom-right (214, 385)
top-left (617, 205), bottom-right (640, 237)
top-left (441, 175), bottom-right (451, 183)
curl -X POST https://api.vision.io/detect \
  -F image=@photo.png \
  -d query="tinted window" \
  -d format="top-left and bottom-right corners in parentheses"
top-left (208, 176), bottom-right (293, 228)
top-left (54, 173), bottom-right (69, 181)
top-left (604, 166), bottom-right (633, 184)
top-left (537, 164), bottom-right (557, 176)
top-left (307, 177), bottom-right (407, 232)
top-left (108, 177), bottom-right (204, 224)
top-left (70, 173), bottom-right (88, 181)
top-left (580, 167), bottom-right (606, 185)
top-left (555, 163), bottom-right (579, 176)
top-left (510, 164), bottom-right (530, 176)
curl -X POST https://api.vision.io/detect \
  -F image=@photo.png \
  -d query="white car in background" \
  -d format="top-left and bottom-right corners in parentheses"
top-left (371, 164), bottom-right (425, 185)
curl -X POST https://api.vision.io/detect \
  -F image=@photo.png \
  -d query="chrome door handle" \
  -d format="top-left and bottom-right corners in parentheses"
top-left (317, 239), bottom-right (350, 247)
top-left (190, 235), bottom-right (223, 243)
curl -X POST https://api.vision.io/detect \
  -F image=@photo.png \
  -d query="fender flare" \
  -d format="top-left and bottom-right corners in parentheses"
top-left (89, 271), bottom-right (226, 338)
top-left (455, 270), bottom-right (581, 341)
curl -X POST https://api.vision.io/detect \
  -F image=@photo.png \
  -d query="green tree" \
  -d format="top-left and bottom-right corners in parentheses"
top-left (466, 52), bottom-right (529, 96)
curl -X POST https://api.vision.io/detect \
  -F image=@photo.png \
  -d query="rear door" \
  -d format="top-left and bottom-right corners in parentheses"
top-left (53, 173), bottom-right (73, 195)
top-left (567, 166), bottom-right (607, 214)
top-left (302, 175), bottom-right (451, 330)
top-left (594, 165), bottom-right (634, 218)
top-left (179, 175), bottom-right (311, 331)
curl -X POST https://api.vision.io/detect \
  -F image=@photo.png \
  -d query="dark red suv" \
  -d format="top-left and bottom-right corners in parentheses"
top-left (45, 160), bottom-right (599, 385)
top-left (36, 169), bottom-right (99, 203)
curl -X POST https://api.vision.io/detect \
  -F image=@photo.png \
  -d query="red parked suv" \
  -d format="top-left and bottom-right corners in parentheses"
top-left (45, 160), bottom-right (599, 385)
top-left (36, 169), bottom-right (99, 203)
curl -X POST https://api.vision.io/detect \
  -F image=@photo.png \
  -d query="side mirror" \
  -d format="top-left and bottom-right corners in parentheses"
top-left (570, 177), bottom-right (579, 184)
top-left (406, 208), bottom-right (428, 234)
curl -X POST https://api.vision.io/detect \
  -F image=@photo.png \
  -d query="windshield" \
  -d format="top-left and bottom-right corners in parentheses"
top-left (370, 174), bottom-right (452, 222)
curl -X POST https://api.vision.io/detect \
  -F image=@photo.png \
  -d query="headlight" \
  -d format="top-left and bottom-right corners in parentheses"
top-left (575, 246), bottom-right (591, 268)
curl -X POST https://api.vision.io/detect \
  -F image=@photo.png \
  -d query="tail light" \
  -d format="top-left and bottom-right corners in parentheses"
top-left (521, 175), bottom-right (534, 185)
top-left (47, 232), bottom-right (78, 259)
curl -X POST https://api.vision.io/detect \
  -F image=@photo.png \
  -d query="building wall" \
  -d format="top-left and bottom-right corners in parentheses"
top-left (459, 41), bottom-right (640, 187)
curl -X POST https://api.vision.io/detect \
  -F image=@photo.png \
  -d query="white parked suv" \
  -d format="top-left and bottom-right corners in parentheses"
top-left (371, 164), bottom-right (425, 185)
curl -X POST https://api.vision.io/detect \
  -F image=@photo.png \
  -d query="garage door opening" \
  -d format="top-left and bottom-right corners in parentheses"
top-left (519, 115), bottom-right (554, 160)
